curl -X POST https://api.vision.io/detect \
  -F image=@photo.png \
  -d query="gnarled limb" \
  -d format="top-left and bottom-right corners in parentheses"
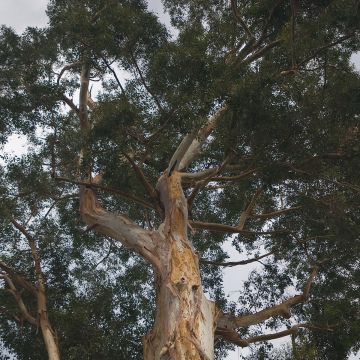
top-left (216, 265), bottom-right (318, 331)
top-left (79, 187), bottom-right (160, 270)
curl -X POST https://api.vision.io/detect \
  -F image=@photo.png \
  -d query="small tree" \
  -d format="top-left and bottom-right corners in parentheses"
top-left (1, 0), bottom-right (360, 359)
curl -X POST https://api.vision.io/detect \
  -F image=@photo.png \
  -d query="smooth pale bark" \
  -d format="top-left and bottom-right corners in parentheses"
top-left (80, 171), bottom-right (217, 359)
top-left (143, 171), bottom-right (216, 360)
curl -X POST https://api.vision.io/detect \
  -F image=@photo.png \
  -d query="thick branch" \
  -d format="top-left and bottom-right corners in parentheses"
top-left (11, 219), bottom-right (45, 289)
top-left (180, 164), bottom-right (246, 183)
top-left (241, 39), bottom-right (283, 65)
top-left (216, 324), bottom-right (307, 347)
top-left (79, 187), bottom-right (159, 269)
top-left (170, 105), bottom-right (228, 172)
top-left (217, 266), bottom-right (319, 330)
top-left (61, 94), bottom-right (80, 114)
top-left (201, 251), bottom-right (273, 267)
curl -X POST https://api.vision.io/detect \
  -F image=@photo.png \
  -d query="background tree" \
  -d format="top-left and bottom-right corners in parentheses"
top-left (0, 0), bottom-right (359, 359)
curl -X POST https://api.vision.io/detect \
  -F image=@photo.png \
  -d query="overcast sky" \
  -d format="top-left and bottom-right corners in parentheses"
top-left (0, 2), bottom-right (358, 360)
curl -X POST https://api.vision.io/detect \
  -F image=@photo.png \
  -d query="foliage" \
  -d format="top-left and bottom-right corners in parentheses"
top-left (0, 0), bottom-right (359, 359)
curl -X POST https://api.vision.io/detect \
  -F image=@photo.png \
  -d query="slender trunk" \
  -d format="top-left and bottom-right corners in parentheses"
top-left (38, 287), bottom-right (61, 360)
top-left (144, 172), bottom-right (216, 360)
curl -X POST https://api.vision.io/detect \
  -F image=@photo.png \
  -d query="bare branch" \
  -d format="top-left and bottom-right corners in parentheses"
top-left (180, 164), bottom-right (246, 183)
top-left (241, 39), bottom-right (283, 65)
top-left (177, 106), bottom-right (228, 170)
top-left (189, 220), bottom-right (290, 236)
top-left (187, 155), bottom-right (232, 209)
top-left (131, 53), bottom-right (164, 113)
top-left (211, 168), bottom-right (259, 182)
top-left (1, 274), bottom-right (37, 326)
top-left (217, 265), bottom-right (319, 330)
top-left (216, 324), bottom-right (308, 347)
top-left (252, 206), bottom-right (302, 219)
top-left (201, 251), bottom-right (273, 267)
top-left (79, 63), bottom-right (91, 131)
top-left (298, 33), bottom-right (355, 68)
top-left (123, 153), bottom-right (163, 216)
top-left (101, 55), bottom-right (126, 95)
top-left (57, 61), bottom-right (82, 85)
top-left (230, 0), bottom-right (255, 40)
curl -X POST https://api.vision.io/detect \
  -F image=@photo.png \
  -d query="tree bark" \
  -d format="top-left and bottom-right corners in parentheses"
top-left (143, 171), bottom-right (216, 360)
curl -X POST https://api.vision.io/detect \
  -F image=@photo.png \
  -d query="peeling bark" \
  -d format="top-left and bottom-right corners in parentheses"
top-left (144, 171), bottom-right (216, 360)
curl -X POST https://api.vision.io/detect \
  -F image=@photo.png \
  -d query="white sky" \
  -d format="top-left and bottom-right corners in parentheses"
top-left (0, 2), bottom-right (359, 360)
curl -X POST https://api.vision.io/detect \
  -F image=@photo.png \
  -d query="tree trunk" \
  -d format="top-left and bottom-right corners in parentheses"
top-left (38, 284), bottom-right (60, 360)
top-left (143, 171), bottom-right (216, 360)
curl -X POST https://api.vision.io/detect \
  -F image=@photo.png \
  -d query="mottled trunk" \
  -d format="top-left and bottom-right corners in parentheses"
top-left (143, 172), bottom-right (216, 360)
top-left (38, 288), bottom-right (60, 360)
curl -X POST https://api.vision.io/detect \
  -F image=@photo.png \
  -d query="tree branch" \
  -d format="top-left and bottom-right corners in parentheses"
top-left (297, 33), bottom-right (355, 68)
top-left (61, 94), bottom-right (79, 114)
top-left (0, 260), bottom-right (37, 297)
top-left (201, 251), bottom-right (273, 267)
top-left (131, 53), bottom-right (164, 113)
top-left (101, 55), bottom-right (126, 95)
top-left (1, 274), bottom-right (37, 326)
top-left (79, 187), bottom-right (160, 270)
top-left (57, 61), bottom-right (82, 85)
top-left (252, 206), bottom-right (302, 219)
top-left (217, 265), bottom-right (319, 331)
top-left (54, 176), bottom-right (155, 210)
top-left (230, 0), bottom-right (255, 40)
top-left (216, 323), bottom-right (308, 347)
top-left (189, 220), bottom-right (290, 236)
top-left (238, 188), bottom-right (262, 230)
top-left (241, 39), bottom-right (283, 65)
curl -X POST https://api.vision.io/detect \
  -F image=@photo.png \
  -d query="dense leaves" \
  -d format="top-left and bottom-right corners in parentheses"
top-left (0, 0), bottom-right (359, 359)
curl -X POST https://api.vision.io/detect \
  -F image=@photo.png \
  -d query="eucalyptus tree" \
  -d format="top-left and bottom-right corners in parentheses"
top-left (0, 0), bottom-right (360, 359)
